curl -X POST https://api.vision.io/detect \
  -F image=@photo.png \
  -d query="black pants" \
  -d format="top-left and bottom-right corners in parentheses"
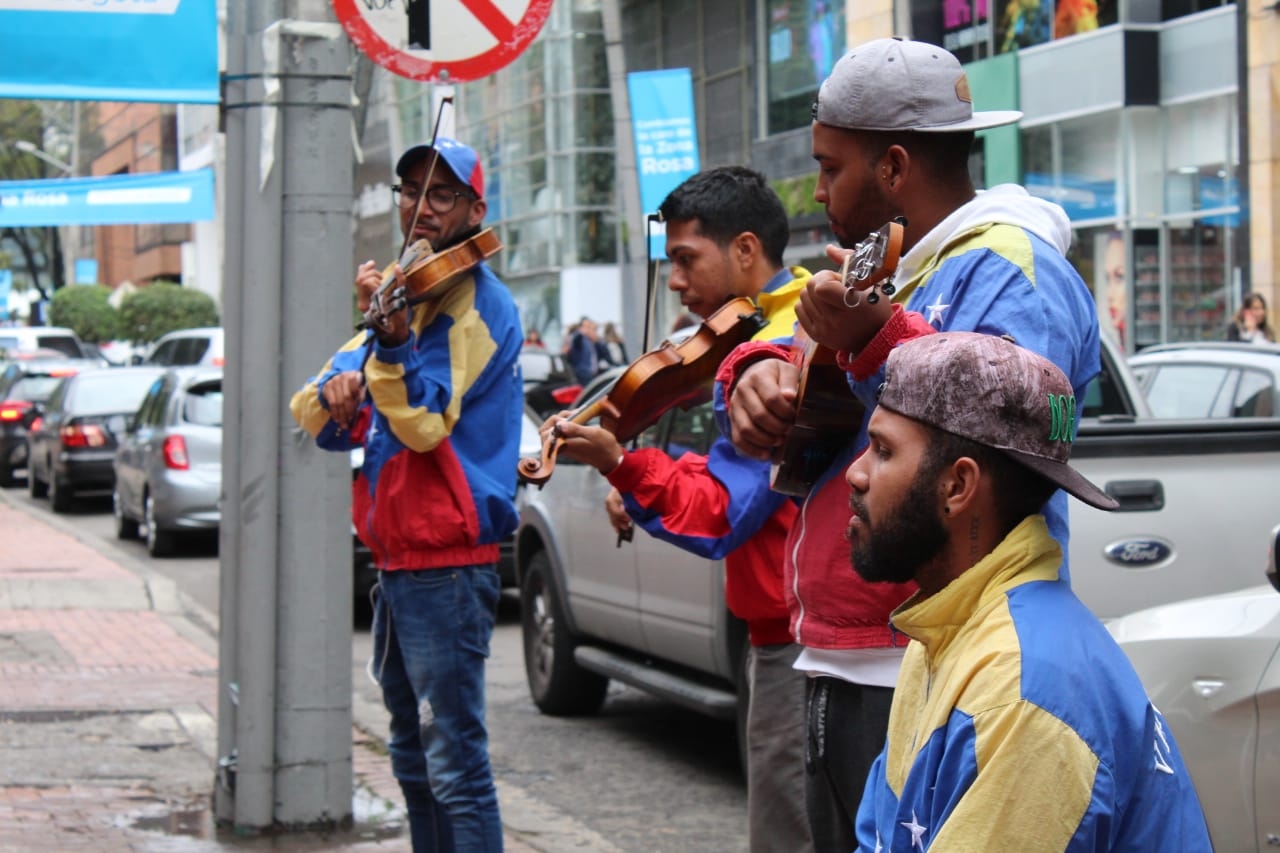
top-left (804, 675), bottom-right (895, 853)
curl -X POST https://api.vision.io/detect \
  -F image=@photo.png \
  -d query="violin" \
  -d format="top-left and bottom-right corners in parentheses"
top-left (518, 296), bottom-right (767, 487)
top-left (360, 228), bottom-right (502, 331)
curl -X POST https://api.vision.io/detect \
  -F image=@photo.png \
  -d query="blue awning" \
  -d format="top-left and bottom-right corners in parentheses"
top-left (0, 169), bottom-right (215, 227)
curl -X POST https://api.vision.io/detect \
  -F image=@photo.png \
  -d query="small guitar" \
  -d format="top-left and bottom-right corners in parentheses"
top-left (770, 219), bottom-right (905, 497)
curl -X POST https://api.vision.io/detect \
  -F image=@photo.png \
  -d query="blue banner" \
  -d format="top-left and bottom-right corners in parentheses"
top-left (0, 270), bottom-right (10, 322)
top-left (0, 1), bottom-right (218, 103)
top-left (0, 169), bottom-right (215, 227)
top-left (627, 69), bottom-right (700, 258)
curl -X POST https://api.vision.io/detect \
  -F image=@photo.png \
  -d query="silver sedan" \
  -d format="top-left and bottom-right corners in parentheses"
top-left (112, 366), bottom-right (223, 557)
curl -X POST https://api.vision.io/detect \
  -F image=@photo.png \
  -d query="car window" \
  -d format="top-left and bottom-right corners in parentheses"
top-left (173, 337), bottom-right (207, 365)
top-left (1233, 368), bottom-right (1275, 417)
top-left (10, 376), bottom-right (63, 404)
top-left (35, 335), bottom-right (81, 358)
top-left (182, 383), bottom-right (223, 426)
top-left (70, 373), bottom-right (164, 414)
top-left (134, 379), bottom-right (167, 428)
top-left (664, 403), bottom-right (716, 458)
top-left (1083, 345), bottom-right (1136, 419)
top-left (44, 379), bottom-right (68, 413)
top-left (1144, 364), bottom-right (1234, 418)
top-left (148, 340), bottom-right (177, 366)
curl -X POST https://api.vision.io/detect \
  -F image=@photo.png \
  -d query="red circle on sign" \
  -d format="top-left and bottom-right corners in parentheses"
top-left (333, 0), bottom-right (553, 83)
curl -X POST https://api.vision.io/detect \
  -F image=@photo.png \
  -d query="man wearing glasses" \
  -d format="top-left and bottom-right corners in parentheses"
top-left (290, 137), bottom-right (523, 851)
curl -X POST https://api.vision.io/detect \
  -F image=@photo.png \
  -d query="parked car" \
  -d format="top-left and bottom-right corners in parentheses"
top-left (26, 366), bottom-right (167, 512)
top-left (519, 345), bottom-right (580, 419)
top-left (1129, 341), bottom-right (1280, 418)
top-left (1108, 523), bottom-right (1280, 851)
top-left (353, 403), bottom-right (545, 614)
top-left (112, 367), bottom-right (223, 557)
top-left (0, 357), bottom-right (104, 487)
top-left (516, 364), bottom-right (743, 723)
top-left (140, 327), bottom-right (225, 368)
top-left (0, 326), bottom-right (85, 360)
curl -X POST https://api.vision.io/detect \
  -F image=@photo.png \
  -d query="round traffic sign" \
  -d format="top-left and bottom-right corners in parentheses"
top-left (333, 0), bottom-right (553, 83)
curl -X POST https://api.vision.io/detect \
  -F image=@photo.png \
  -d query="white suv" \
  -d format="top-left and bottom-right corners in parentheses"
top-left (0, 326), bottom-right (85, 360)
top-left (142, 327), bottom-right (224, 367)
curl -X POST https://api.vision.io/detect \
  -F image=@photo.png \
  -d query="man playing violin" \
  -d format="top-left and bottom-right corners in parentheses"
top-left (290, 137), bottom-right (522, 853)
top-left (550, 166), bottom-right (815, 853)
top-left (715, 38), bottom-right (1104, 852)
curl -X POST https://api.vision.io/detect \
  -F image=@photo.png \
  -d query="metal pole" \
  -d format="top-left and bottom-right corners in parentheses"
top-left (273, 12), bottom-right (358, 827)
top-left (217, 0), bottom-right (355, 831)
top-left (601, 0), bottom-right (648, 350)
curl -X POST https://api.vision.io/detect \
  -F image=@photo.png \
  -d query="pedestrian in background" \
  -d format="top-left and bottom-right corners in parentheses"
top-left (291, 136), bottom-right (522, 852)
top-left (849, 332), bottom-right (1210, 851)
top-left (565, 316), bottom-right (601, 384)
top-left (524, 327), bottom-right (546, 348)
top-left (1226, 292), bottom-right (1275, 344)
top-left (551, 166), bottom-right (815, 853)
top-left (720, 37), bottom-right (1103, 852)
top-left (599, 322), bottom-right (628, 366)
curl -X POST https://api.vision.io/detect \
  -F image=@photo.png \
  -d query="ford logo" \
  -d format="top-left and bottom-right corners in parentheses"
top-left (1103, 538), bottom-right (1174, 568)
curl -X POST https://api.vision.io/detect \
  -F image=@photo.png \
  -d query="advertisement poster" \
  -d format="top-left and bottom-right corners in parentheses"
top-left (627, 69), bottom-right (700, 258)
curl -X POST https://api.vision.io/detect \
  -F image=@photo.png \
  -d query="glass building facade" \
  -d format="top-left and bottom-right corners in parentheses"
top-left (357, 0), bottom-right (1250, 353)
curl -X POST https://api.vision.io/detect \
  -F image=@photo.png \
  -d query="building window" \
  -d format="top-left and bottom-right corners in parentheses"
top-left (764, 0), bottom-right (844, 134)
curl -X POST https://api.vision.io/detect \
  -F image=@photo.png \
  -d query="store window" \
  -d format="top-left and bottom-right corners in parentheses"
top-left (1164, 97), bottom-right (1237, 220)
top-left (765, 0), bottom-right (845, 133)
top-left (1167, 223), bottom-right (1230, 343)
top-left (1021, 111), bottom-right (1121, 221)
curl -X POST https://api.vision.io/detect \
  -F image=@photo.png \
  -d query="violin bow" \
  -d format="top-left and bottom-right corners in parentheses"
top-left (642, 210), bottom-right (663, 352)
top-left (399, 95), bottom-right (454, 261)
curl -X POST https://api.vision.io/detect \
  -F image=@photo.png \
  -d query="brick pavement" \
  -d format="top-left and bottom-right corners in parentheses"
top-left (0, 499), bottom-right (541, 852)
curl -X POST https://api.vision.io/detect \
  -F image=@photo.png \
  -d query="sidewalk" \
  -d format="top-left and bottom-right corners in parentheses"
top-left (0, 491), bottom-right (541, 852)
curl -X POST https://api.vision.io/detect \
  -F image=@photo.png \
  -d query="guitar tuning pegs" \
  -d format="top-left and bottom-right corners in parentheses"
top-left (881, 282), bottom-right (896, 297)
top-left (866, 290), bottom-right (880, 305)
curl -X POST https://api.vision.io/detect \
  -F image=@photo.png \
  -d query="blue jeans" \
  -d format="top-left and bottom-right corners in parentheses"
top-left (371, 565), bottom-right (502, 852)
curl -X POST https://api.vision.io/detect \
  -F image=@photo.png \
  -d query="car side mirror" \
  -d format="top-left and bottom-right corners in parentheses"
top-left (1268, 523), bottom-right (1280, 594)
top-left (130, 354), bottom-right (143, 365)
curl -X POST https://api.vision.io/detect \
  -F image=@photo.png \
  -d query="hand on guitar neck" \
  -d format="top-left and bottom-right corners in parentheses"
top-left (727, 220), bottom-right (905, 494)
top-left (794, 224), bottom-right (902, 356)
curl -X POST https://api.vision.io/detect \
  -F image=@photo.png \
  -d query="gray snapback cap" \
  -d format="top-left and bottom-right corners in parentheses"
top-left (813, 37), bottom-right (1023, 133)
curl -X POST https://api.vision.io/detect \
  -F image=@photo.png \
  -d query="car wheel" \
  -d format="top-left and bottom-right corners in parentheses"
top-left (27, 458), bottom-right (47, 499)
top-left (0, 466), bottom-right (14, 489)
top-left (144, 493), bottom-right (177, 557)
top-left (113, 488), bottom-right (139, 540)
top-left (520, 549), bottom-right (607, 716)
top-left (48, 472), bottom-right (71, 513)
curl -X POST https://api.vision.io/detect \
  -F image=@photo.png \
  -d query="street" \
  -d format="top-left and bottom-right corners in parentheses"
top-left (7, 488), bottom-right (750, 852)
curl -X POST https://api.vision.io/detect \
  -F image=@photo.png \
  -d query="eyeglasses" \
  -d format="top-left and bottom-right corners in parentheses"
top-left (391, 184), bottom-right (476, 214)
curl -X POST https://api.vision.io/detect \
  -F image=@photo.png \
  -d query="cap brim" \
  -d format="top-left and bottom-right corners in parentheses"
top-left (1004, 447), bottom-right (1120, 511)
top-left (912, 110), bottom-right (1024, 133)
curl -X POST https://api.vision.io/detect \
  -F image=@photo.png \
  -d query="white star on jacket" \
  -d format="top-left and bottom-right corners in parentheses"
top-left (901, 810), bottom-right (928, 849)
top-left (925, 294), bottom-right (951, 326)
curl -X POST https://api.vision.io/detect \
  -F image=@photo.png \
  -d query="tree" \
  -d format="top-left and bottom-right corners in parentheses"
top-left (118, 283), bottom-right (219, 343)
top-left (49, 284), bottom-right (119, 343)
top-left (0, 100), bottom-right (66, 300)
